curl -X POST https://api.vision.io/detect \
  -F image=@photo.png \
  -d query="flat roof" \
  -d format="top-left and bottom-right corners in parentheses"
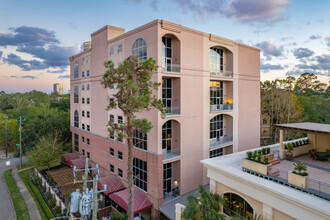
top-left (201, 141), bottom-right (330, 218)
top-left (275, 122), bottom-right (330, 134)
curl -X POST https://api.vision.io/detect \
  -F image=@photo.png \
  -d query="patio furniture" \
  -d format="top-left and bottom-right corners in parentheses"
top-left (315, 152), bottom-right (329, 161)
top-left (310, 149), bottom-right (317, 160)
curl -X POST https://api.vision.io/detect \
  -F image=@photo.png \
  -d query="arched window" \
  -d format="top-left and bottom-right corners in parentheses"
top-left (223, 193), bottom-right (254, 219)
top-left (162, 120), bottom-right (172, 151)
top-left (131, 38), bottom-right (147, 62)
top-left (210, 115), bottom-right (223, 141)
top-left (74, 110), bottom-right (79, 128)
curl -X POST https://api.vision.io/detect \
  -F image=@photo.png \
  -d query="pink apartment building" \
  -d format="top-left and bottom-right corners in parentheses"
top-left (69, 20), bottom-right (260, 218)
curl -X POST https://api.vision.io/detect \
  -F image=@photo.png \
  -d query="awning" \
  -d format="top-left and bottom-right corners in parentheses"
top-left (61, 153), bottom-right (81, 164)
top-left (109, 188), bottom-right (152, 214)
top-left (67, 158), bottom-right (91, 169)
top-left (97, 175), bottom-right (126, 195)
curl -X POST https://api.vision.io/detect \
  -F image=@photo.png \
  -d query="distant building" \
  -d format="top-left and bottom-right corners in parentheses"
top-left (53, 83), bottom-right (63, 95)
top-left (261, 113), bottom-right (271, 145)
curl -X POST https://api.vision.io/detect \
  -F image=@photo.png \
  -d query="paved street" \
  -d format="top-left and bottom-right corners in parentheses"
top-left (0, 157), bottom-right (26, 220)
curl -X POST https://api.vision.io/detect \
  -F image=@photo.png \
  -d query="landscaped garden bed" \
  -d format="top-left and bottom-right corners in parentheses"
top-left (242, 148), bottom-right (272, 175)
top-left (285, 139), bottom-right (313, 157)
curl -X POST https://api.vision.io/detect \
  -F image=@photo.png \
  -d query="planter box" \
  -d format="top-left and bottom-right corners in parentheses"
top-left (288, 172), bottom-right (309, 188)
top-left (242, 158), bottom-right (270, 175)
top-left (291, 144), bottom-right (313, 157)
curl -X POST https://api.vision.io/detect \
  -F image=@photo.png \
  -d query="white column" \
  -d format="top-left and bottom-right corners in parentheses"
top-left (175, 203), bottom-right (186, 220)
top-left (262, 203), bottom-right (273, 220)
top-left (279, 129), bottom-right (285, 159)
top-left (210, 178), bottom-right (216, 193)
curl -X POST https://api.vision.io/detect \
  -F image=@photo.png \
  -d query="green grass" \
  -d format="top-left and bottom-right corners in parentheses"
top-left (18, 168), bottom-right (55, 220)
top-left (4, 169), bottom-right (30, 220)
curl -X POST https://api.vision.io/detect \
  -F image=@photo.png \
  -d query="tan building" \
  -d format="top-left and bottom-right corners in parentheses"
top-left (261, 113), bottom-right (271, 146)
top-left (198, 143), bottom-right (330, 220)
top-left (69, 20), bottom-right (260, 218)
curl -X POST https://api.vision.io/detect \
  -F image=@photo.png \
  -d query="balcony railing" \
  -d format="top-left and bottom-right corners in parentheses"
top-left (163, 148), bottom-right (180, 161)
top-left (210, 104), bottom-right (233, 112)
top-left (210, 136), bottom-right (233, 149)
top-left (162, 64), bottom-right (180, 73)
top-left (210, 70), bottom-right (233, 78)
top-left (164, 106), bottom-right (180, 117)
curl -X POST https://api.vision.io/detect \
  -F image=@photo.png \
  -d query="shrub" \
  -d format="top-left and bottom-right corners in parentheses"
top-left (54, 206), bottom-right (62, 216)
top-left (257, 150), bottom-right (262, 154)
top-left (256, 154), bottom-right (262, 163)
top-left (261, 148), bottom-right (266, 155)
top-left (306, 139), bottom-right (309, 144)
top-left (32, 176), bottom-right (41, 186)
top-left (246, 151), bottom-right (253, 160)
top-left (266, 147), bottom-right (270, 154)
top-left (48, 198), bottom-right (56, 208)
top-left (263, 157), bottom-right (269, 165)
top-left (62, 208), bottom-right (68, 216)
top-left (293, 161), bottom-right (308, 176)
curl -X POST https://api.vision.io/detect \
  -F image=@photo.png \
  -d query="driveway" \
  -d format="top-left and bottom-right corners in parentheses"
top-left (0, 157), bottom-right (27, 220)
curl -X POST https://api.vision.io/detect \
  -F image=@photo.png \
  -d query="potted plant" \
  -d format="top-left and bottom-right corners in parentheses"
top-left (286, 143), bottom-right (294, 160)
top-left (288, 161), bottom-right (309, 188)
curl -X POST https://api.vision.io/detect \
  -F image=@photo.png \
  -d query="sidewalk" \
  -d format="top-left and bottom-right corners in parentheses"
top-left (12, 168), bottom-right (41, 220)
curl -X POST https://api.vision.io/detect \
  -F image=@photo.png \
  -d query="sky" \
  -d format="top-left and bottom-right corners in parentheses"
top-left (0, 0), bottom-right (329, 93)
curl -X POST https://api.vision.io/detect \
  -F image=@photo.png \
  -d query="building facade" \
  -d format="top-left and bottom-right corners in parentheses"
top-left (69, 20), bottom-right (260, 217)
top-left (53, 83), bottom-right (63, 95)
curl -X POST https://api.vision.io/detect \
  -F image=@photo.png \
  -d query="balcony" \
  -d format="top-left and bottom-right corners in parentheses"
top-left (210, 70), bottom-right (233, 78)
top-left (162, 64), bottom-right (180, 73)
top-left (210, 136), bottom-right (233, 149)
top-left (210, 104), bottom-right (233, 112)
top-left (163, 148), bottom-right (180, 162)
top-left (164, 106), bottom-right (180, 117)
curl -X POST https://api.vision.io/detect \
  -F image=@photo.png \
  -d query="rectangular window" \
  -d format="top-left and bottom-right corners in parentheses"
top-left (87, 138), bottom-right (90, 145)
top-left (82, 149), bottom-right (85, 156)
top-left (82, 98), bottom-right (85, 104)
top-left (87, 152), bottom-right (90, 158)
top-left (87, 125), bottom-right (90, 131)
top-left (74, 133), bottom-right (79, 152)
top-left (74, 86), bottom-right (79, 103)
top-left (162, 78), bottom-right (172, 110)
top-left (133, 158), bottom-right (147, 191)
top-left (118, 168), bottom-right (123, 177)
top-left (82, 124), bottom-right (85, 130)
top-left (117, 44), bottom-right (123, 53)
top-left (163, 163), bottom-right (172, 193)
top-left (82, 84), bottom-right (85, 91)
top-left (110, 148), bottom-right (114, 156)
top-left (86, 84), bottom-right (90, 90)
top-left (82, 58), bottom-right (85, 65)
top-left (87, 70), bottom-right (90, 77)
top-left (109, 115), bottom-right (115, 139)
top-left (82, 136), bottom-right (85, 143)
top-left (110, 164), bottom-right (114, 173)
top-left (133, 129), bottom-right (147, 150)
top-left (74, 61), bottom-right (78, 79)
top-left (87, 111), bottom-right (90, 118)
top-left (87, 98), bottom-right (90, 104)
top-left (82, 71), bottom-right (85, 78)
top-left (82, 111), bottom-right (85, 117)
top-left (86, 56), bottom-right (90, 63)
top-left (118, 151), bottom-right (123, 160)
top-left (110, 84), bottom-right (114, 89)
top-left (118, 116), bottom-right (123, 124)
top-left (109, 47), bottom-right (114, 56)
top-left (210, 148), bottom-right (223, 158)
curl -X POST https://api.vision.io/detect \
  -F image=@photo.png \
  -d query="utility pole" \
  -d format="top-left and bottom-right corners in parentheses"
top-left (3, 114), bottom-right (8, 158)
top-left (92, 175), bottom-right (98, 220)
top-left (19, 116), bottom-right (22, 169)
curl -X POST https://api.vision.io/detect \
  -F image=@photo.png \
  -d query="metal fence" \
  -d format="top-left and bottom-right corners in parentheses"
top-left (164, 106), bottom-right (180, 116)
top-left (162, 64), bottom-right (181, 73)
top-left (210, 70), bottom-right (233, 78)
top-left (210, 104), bottom-right (233, 112)
top-left (210, 136), bottom-right (233, 148)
